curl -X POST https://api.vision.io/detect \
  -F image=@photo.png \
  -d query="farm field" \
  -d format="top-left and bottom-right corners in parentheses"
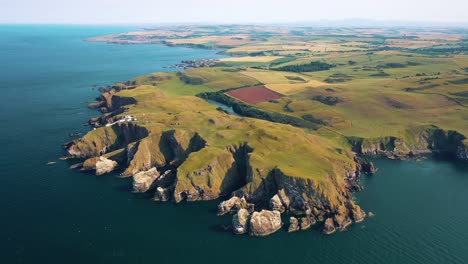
top-left (225, 85), bottom-right (284, 104)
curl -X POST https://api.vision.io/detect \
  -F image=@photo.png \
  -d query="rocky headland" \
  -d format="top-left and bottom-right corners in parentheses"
top-left (63, 71), bottom-right (467, 237)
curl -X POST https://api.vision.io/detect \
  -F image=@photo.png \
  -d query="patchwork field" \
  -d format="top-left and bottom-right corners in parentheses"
top-left (79, 25), bottom-right (468, 236)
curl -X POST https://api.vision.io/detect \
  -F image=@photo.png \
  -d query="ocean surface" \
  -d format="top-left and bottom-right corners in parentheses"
top-left (1, 25), bottom-right (467, 264)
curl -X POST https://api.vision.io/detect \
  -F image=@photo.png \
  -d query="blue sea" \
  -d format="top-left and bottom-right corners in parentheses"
top-left (0, 25), bottom-right (467, 264)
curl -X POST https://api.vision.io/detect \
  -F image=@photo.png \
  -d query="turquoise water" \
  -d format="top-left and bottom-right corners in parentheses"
top-left (1, 25), bottom-right (468, 264)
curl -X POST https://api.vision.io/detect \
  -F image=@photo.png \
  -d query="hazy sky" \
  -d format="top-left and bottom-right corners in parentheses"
top-left (1, 0), bottom-right (467, 24)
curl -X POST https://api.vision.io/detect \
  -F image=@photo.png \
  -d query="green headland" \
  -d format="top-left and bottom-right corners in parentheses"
top-left (65, 25), bottom-right (468, 236)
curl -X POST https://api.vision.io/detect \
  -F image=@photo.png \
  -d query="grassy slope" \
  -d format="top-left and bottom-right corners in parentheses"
top-left (110, 71), bottom-right (360, 206)
top-left (86, 26), bottom-right (468, 206)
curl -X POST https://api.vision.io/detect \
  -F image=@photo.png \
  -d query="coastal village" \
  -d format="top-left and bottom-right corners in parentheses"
top-left (171, 59), bottom-right (220, 69)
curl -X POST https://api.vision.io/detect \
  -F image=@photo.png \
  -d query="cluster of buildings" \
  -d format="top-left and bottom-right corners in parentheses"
top-left (105, 115), bottom-right (138, 127)
top-left (172, 59), bottom-right (220, 69)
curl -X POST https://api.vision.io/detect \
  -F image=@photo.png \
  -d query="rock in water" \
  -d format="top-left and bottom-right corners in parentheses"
top-left (95, 157), bottom-right (118, 175)
top-left (288, 217), bottom-right (299, 233)
top-left (300, 216), bottom-right (312, 230)
top-left (153, 186), bottom-right (174, 202)
top-left (323, 218), bottom-right (336, 235)
top-left (232, 209), bottom-right (250, 234)
top-left (351, 205), bottom-right (366, 223)
top-left (249, 210), bottom-right (282, 236)
top-left (217, 196), bottom-right (253, 216)
top-left (132, 167), bottom-right (160, 193)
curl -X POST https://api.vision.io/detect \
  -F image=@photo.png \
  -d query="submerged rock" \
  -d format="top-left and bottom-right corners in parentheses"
top-left (132, 167), bottom-right (160, 193)
top-left (288, 217), bottom-right (300, 233)
top-left (217, 196), bottom-right (253, 216)
top-left (232, 209), bottom-right (250, 235)
top-left (249, 210), bottom-right (282, 237)
top-left (323, 218), bottom-right (336, 235)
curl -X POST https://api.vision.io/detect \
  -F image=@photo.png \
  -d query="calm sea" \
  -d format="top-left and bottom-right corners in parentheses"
top-left (0, 25), bottom-right (467, 264)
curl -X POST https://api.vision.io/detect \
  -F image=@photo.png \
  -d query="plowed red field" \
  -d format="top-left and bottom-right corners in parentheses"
top-left (225, 85), bottom-right (283, 104)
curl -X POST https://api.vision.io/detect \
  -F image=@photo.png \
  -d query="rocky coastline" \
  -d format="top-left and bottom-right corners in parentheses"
top-left (63, 79), bottom-right (467, 237)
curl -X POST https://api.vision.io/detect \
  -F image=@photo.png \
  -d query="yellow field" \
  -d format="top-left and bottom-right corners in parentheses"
top-left (220, 56), bottom-right (283, 62)
top-left (266, 79), bottom-right (330, 95)
top-left (240, 69), bottom-right (311, 84)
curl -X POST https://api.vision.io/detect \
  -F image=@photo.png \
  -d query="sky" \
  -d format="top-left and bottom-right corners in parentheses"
top-left (1, 0), bottom-right (467, 25)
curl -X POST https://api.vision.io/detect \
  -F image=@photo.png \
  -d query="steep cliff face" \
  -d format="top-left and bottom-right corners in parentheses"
top-left (350, 125), bottom-right (468, 160)
top-left (173, 147), bottom-right (238, 202)
top-left (233, 164), bottom-right (365, 233)
top-left (63, 122), bottom-right (148, 158)
top-left (64, 83), bottom-right (372, 237)
top-left (457, 142), bottom-right (468, 161)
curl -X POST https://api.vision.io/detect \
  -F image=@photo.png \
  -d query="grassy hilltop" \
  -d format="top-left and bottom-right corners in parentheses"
top-left (67, 25), bottom-right (468, 235)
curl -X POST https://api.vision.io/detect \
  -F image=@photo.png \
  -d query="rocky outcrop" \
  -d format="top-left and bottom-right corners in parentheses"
top-left (232, 209), bottom-right (250, 235)
top-left (300, 216), bottom-right (314, 230)
top-left (269, 194), bottom-right (286, 213)
top-left (248, 210), bottom-right (282, 236)
top-left (89, 82), bottom-right (137, 113)
top-left (63, 122), bottom-right (148, 159)
top-left (355, 157), bottom-right (377, 174)
top-left (95, 157), bottom-right (118, 175)
top-left (81, 156), bottom-right (118, 175)
top-left (334, 213), bottom-right (352, 230)
top-left (288, 217), bottom-right (300, 232)
top-left (153, 186), bottom-right (174, 202)
top-left (132, 167), bottom-right (160, 193)
top-left (323, 218), bottom-right (336, 235)
top-left (217, 196), bottom-right (254, 216)
top-left (234, 166), bottom-right (362, 233)
top-left (350, 202), bottom-right (366, 223)
top-left (457, 144), bottom-right (468, 160)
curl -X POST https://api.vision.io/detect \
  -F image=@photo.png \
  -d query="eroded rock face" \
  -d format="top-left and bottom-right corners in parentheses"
top-left (350, 204), bottom-right (366, 223)
top-left (63, 123), bottom-right (148, 159)
top-left (153, 186), bottom-right (174, 202)
top-left (333, 205), bottom-right (353, 230)
top-left (95, 157), bottom-right (118, 175)
top-left (173, 147), bottom-right (238, 203)
top-left (249, 210), bottom-right (282, 236)
top-left (232, 209), bottom-right (250, 235)
top-left (288, 217), bottom-right (299, 233)
top-left (217, 196), bottom-right (254, 216)
top-left (334, 214), bottom-right (352, 230)
top-left (300, 216), bottom-right (313, 231)
top-left (323, 218), bottom-right (336, 235)
top-left (457, 145), bottom-right (468, 161)
top-left (270, 194), bottom-right (286, 213)
top-left (132, 167), bottom-right (160, 193)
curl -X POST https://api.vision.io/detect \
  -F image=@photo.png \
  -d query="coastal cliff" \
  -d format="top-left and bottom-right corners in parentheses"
top-left (64, 72), bottom-right (467, 237)
top-left (64, 81), bottom-right (375, 236)
top-left (349, 125), bottom-right (468, 161)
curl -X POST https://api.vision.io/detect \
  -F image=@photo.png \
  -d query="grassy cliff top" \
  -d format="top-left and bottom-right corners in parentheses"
top-left (80, 25), bottom-right (468, 208)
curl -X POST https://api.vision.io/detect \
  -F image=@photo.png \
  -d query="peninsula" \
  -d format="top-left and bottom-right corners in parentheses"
top-left (65, 25), bottom-right (468, 236)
